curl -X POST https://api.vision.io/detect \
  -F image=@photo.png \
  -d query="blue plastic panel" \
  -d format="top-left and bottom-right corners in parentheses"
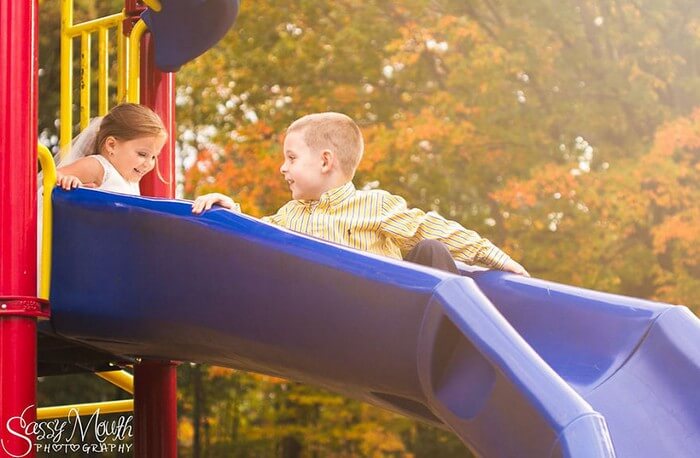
top-left (49, 188), bottom-right (700, 456)
top-left (142, 0), bottom-right (239, 72)
top-left (463, 268), bottom-right (700, 456)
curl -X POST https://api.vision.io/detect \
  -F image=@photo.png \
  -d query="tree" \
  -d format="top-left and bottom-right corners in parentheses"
top-left (178, 1), bottom-right (699, 453)
top-left (35, 0), bottom-right (700, 455)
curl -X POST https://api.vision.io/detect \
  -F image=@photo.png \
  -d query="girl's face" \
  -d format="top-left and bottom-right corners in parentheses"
top-left (104, 134), bottom-right (166, 183)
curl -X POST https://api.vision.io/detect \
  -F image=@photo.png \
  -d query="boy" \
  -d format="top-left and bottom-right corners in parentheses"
top-left (192, 112), bottom-right (529, 276)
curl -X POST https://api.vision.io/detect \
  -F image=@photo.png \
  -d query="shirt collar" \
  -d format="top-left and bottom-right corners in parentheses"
top-left (300, 182), bottom-right (356, 208)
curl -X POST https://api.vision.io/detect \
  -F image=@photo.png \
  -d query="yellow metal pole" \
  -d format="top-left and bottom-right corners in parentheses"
top-left (80, 31), bottom-right (92, 129)
top-left (142, 0), bottom-right (162, 12)
top-left (127, 20), bottom-right (147, 103)
top-left (37, 144), bottom-right (56, 300)
top-left (38, 400), bottom-right (133, 420)
top-left (67, 13), bottom-right (122, 37)
top-left (98, 28), bottom-right (108, 115)
top-left (118, 19), bottom-right (127, 102)
top-left (96, 370), bottom-right (134, 394)
top-left (60, 0), bottom-right (74, 157)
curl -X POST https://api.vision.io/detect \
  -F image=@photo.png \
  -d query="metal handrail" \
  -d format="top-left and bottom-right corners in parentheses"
top-left (37, 144), bottom-right (55, 300)
top-left (38, 371), bottom-right (135, 420)
top-left (38, 399), bottom-right (133, 420)
top-left (127, 19), bottom-right (147, 103)
top-left (96, 370), bottom-right (135, 394)
top-left (142, 0), bottom-right (162, 13)
top-left (64, 13), bottom-right (122, 38)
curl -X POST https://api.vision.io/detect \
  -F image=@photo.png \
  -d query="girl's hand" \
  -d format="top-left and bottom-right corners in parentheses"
top-left (192, 193), bottom-right (239, 214)
top-left (502, 259), bottom-right (531, 277)
top-left (56, 173), bottom-right (83, 190)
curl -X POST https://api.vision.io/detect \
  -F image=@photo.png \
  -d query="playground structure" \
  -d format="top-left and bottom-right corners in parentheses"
top-left (1, 1), bottom-right (700, 457)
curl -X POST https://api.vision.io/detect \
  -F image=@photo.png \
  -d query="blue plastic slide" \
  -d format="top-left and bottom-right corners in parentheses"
top-left (48, 189), bottom-right (700, 457)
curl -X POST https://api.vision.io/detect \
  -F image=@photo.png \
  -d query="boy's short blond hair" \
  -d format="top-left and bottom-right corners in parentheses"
top-left (287, 112), bottom-right (364, 178)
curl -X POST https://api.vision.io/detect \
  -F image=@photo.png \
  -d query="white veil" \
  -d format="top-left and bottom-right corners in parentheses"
top-left (38, 116), bottom-right (103, 186)
top-left (36, 116), bottom-right (103, 189)
top-left (55, 116), bottom-right (103, 168)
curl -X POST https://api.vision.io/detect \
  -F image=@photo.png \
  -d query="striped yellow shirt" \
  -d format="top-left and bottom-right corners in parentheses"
top-left (260, 182), bottom-right (511, 269)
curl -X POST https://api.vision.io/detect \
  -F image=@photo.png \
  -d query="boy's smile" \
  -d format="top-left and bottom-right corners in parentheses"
top-left (280, 131), bottom-right (328, 200)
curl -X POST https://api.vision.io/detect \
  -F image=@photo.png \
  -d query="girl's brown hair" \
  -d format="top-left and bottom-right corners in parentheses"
top-left (93, 103), bottom-right (169, 183)
top-left (94, 103), bottom-right (167, 155)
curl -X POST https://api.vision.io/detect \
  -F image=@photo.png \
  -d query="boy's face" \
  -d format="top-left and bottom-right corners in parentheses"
top-left (280, 130), bottom-right (327, 200)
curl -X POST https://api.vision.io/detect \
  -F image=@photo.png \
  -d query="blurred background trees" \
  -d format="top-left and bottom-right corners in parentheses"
top-left (38, 0), bottom-right (700, 456)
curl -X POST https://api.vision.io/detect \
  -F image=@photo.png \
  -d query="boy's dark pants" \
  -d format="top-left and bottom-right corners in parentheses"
top-left (404, 240), bottom-right (459, 274)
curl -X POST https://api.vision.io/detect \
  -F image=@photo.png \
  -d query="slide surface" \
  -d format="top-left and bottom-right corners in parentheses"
top-left (48, 188), bottom-right (700, 457)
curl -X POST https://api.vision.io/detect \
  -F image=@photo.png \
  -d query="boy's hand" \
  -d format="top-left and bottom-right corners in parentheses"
top-left (192, 193), bottom-right (239, 214)
top-left (502, 259), bottom-right (530, 277)
top-left (56, 173), bottom-right (83, 190)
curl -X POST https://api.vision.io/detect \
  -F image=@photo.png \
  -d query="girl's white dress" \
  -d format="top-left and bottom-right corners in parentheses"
top-left (88, 155), bottom-right (141, 195)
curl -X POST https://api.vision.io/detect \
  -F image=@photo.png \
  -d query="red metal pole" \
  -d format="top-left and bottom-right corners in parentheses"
top-left (0, 1), bottom-right (47, 458)
top-left (133, 30), bottom-right (179, 458)
top-left (140, 33), bottom-right (176, 198)
top-left (134, 361), bottom-right (179, 457)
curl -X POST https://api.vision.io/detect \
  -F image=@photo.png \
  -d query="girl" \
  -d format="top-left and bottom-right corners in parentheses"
top-left (37, 103), bottom-right (167, 292)
top-left (54, 103), bottom-right (168, 194)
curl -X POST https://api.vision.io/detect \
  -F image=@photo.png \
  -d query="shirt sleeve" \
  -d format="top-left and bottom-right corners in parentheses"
top-left (260, 202), bottom-right (289, 227)
top-left (379, 192), bottom-right (511, 269)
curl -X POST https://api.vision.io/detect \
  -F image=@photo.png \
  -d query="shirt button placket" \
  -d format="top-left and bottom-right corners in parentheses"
top-left (309, 201), bottom-right (320, 236)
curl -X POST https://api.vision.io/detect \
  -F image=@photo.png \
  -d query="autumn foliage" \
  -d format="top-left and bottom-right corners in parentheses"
top-left (36, 0), bottom-right (700, 456)
top-left (173, 1), bottom-right (700, 454)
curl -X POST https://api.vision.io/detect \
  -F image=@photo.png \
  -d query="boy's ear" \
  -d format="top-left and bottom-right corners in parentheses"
top-left (320, 149), bottom-right (334, 173)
